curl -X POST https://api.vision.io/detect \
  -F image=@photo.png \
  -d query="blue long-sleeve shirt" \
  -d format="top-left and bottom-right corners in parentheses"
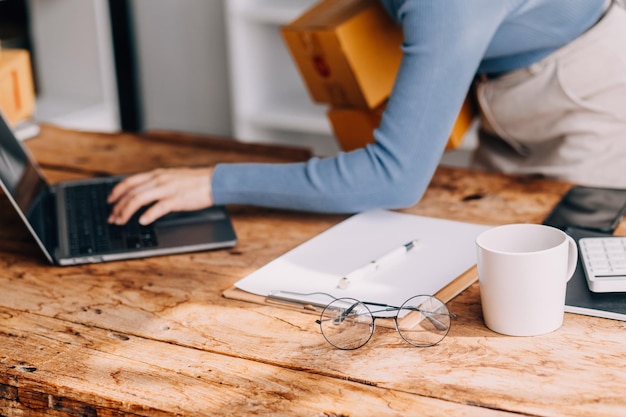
top-left (213, 0), bottom-right (605, 213)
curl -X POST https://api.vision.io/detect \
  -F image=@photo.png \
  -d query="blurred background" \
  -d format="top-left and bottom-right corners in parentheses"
top-left (0, 0), bottom-right (476, 165)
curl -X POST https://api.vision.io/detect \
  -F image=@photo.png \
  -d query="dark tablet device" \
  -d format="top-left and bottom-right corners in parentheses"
top-left (543, 186), bottom-right (626, 234)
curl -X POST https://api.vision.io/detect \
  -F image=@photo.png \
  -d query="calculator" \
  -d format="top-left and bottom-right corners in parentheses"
top-left (579, 237), bottom-right (626, 293)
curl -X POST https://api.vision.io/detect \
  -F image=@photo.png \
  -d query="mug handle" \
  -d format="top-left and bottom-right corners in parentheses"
top-left (565, 235), bottom-right (578, 282)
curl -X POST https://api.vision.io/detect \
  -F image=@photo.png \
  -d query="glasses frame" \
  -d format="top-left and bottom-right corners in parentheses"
top-left (315, 294), bottom-right (454, 350)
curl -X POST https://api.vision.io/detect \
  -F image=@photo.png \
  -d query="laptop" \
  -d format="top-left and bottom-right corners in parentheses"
top-left (0, 112), bottom-right (237, 265)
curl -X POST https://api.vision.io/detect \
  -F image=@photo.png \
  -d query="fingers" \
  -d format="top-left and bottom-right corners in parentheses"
top-left (135, 198), bottom-right (175, 225)
top-left (110, 181), bottom-right (166, 225)
top-left (107, 167), bottom-right (214, 225)
top-left (107, 171), bottom-right (154, 204)
top-left (107, 170), bottom-right (171, 225)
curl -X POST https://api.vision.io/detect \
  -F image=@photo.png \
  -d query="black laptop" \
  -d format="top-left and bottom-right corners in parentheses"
top-left (0, 112), bottom-right (237, 265)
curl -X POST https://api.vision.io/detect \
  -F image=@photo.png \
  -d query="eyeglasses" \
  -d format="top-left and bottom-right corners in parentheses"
top-left (316, 295), bottom-right (453, 350)
top-left (266, 291), bottom-right (453, 350)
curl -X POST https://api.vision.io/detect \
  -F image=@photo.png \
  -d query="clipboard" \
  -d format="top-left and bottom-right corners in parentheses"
top-left (223, 210), bottom-right (490, 315)
top-left (223, 264), bottom-right (479, 315)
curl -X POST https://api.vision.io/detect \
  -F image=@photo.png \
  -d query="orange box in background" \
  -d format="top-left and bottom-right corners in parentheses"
top-left (281, 0), bottom-right (403, 110)
top-left (447, 94), bottom-right (476, 150)
top-left (0, 49), bottom-right (36, 126)
top-left (328, 95), bottom-right (476, 152)
top-left (327, 102), bottom-right (385, 152)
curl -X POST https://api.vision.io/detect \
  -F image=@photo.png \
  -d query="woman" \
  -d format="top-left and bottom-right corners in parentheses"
top-left (108, 0), bottom-right (626, 225)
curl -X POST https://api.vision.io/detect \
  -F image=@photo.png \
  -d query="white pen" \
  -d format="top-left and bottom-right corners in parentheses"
top-left (336, 239), bottom-right (420, 289)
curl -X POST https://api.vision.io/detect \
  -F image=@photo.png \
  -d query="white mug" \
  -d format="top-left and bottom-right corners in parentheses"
top-left (476, 224), bottom-right (578, 336)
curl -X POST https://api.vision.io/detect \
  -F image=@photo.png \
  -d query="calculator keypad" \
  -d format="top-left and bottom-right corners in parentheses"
top-left (579, 237), bottom-right (626, 293)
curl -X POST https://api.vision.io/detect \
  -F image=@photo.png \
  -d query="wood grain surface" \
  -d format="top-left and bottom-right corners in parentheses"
top-left (0, 125), bottom-right (625, 416)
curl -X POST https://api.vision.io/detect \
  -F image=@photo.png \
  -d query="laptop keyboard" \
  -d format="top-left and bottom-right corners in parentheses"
top-left (65, 181), bottom-right (158, 256)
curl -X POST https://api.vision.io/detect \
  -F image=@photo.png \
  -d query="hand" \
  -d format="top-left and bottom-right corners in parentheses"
top-left (107, 167), bottom-right (214, 225)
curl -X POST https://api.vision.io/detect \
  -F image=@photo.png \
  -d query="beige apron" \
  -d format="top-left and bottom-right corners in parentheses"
top-left (473, 0), bottom-right (626, 187)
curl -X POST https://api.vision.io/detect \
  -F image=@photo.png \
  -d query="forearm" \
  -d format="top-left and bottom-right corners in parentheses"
top-left (211, 144), bottom-right (438, 213)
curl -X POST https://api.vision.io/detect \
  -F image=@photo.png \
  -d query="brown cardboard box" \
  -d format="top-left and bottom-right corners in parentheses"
top-left (447, 94), bottom-right (476, 150)
top-left (328, 95), bottom-right (476, 152)
top-left (327, 102), bottom-right (385, 152)
top-left (0, 49), bottom-right (36, 125)
top-left (282, 0), bottom-right (402, 110)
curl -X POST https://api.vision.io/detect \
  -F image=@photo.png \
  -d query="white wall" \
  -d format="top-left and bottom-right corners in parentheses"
top-left (28, 0), bottom-right (120, 131)
top-left (130, 0), bottom-right (232, 137)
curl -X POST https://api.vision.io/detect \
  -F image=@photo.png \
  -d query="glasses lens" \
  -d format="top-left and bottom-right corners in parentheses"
top-left (396, 295), bottom-right (451, 347)
top-left (319, 298), bottom-right (374, 350)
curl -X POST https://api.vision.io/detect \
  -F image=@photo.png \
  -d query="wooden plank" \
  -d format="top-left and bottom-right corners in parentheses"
top-left (2, 245), bottom-right (625, 417)
top-left (1, 208), bottom-right (625, 417)
top-left (0, 308), bottom-right (515, 417)
top-left (24, 125), bottom-right (312, 181)
top-left (2, 125), bottom-right (624, 416)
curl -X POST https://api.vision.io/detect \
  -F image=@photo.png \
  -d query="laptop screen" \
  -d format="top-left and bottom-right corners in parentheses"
top-left (0, 113), bottom-right (48, 219)
top-left (0, 113), bottom-right (57, 263)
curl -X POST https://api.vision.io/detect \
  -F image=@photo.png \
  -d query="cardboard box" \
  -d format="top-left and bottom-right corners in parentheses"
top-left (327, 102), bottom-right (385, 152)
top-left (328, 94), bottom-right (476, 152)
top-left (447, 93), bottom-right (476, 151)
top-left (0, 49), bottom-right (36, 125)
top-left (282, 0), bottom-right (402, 110)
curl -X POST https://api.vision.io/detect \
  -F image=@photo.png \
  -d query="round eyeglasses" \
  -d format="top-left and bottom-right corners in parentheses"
top-left (316, 295), bottom-right (452, 350)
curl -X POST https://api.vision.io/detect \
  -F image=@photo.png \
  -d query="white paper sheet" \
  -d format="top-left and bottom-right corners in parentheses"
top-left (235, 209), bottom-right (492, 306)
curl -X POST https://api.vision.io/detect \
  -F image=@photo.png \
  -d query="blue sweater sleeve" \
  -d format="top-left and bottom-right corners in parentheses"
top-left (211, 0), bottom-right (600, 213)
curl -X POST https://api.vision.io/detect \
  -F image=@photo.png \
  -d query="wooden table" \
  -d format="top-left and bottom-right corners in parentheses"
top-left (1, 125), bottom-right (625, 417)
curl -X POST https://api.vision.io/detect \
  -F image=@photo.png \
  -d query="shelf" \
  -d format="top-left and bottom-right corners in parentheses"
top-left (35, 96), bottom-right (119, 133)
top-left (249, 96), bottom-right (331, 136)
top-left (226, 0), bottom-right (335, 156)
top-left (237, 125), bottom-right (340, 157)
